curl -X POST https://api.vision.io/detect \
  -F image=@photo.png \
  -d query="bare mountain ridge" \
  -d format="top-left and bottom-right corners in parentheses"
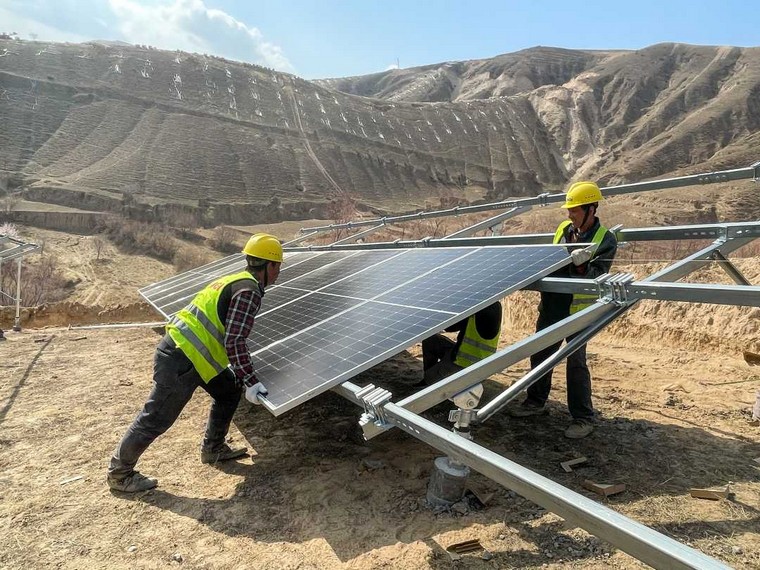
top-left (0, 40), bottom-right (758, 226)
top-left (319, 43), bottom-right (760, 181)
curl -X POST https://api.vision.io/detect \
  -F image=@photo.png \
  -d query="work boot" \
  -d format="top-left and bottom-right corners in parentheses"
top-left (564, 418), bottom-right (594, 439)
top-left (201, 443), bottom-right (248, 464)
top-left (509, 398), bottom-right (547, 418)
top-left (107, 471), bottom-right (158, 493)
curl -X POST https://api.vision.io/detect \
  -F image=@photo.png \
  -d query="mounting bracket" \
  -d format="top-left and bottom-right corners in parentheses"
top-left (356, 384), bottom-right (393, 438)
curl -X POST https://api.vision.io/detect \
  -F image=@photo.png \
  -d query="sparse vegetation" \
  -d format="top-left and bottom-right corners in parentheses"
top-left (94, 215), bottom-right (178, 261)
top-left (208, 225), bottom-right (239, 253)
top-left (0, 254), bottom-right (69, 306)
top-left (0, 221), bottom-right (20, 239)
top-left (91, 235), bottom-right (106, 261)
top-left (173, 246), bottom-right (213, 272)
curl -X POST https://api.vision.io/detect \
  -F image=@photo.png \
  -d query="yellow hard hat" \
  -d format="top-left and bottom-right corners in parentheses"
top-left (561, 181), bottom-right (603, 209)
top-left (242, 233), bottom-right (283, 263)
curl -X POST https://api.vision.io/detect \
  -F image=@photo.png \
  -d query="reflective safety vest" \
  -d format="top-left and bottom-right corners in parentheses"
top-left (166, 270), bottom-right (258, 382)
top-left (553, 220), bottom-right (608, 314)
top-left (454, 315), bottom-right (501, 367)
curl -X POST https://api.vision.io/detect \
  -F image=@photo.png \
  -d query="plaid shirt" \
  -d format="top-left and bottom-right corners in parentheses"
top-left (224, 282), bottom-right (265, 387)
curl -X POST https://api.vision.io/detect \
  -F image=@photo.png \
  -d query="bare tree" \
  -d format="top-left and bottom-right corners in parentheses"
top-left (92, 235), bottom-right (106, 261)
top-left (327, 192), bottom-right (358, 240)
top-left (174, 211), bottom-right (199, 239)
top-left (209, 225), bottom-right (238, 253)
top-left (1, 194), bottom-right (20, 215)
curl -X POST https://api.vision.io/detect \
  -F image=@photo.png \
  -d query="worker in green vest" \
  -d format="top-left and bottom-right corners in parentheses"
top-left (107, 233), bottom-right (283, 493)
top-left (511, 182), bottom-right (617, 438)
top-left (422, 301), bottom-right (502, 384)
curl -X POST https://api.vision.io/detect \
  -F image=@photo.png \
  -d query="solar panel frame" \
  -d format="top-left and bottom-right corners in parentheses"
top-left (139, 244), bottom-right (572, 416)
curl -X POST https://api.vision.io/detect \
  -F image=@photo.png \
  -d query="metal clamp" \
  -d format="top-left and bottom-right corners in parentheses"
top-left (356, 384), bottom-right (393, 437)
top-left (537, 192), bottom-right (550, 207)
top-left (596, 272), bottom-right (635, 305)
top-left (448, 408), bottom-right (478, 429)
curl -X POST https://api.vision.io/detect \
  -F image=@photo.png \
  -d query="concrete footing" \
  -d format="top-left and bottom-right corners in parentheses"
top-left (426, 456), bottom-right (470, 506)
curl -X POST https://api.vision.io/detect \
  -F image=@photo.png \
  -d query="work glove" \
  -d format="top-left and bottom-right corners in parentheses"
top-left (570, 248), bottom-right (593, 266)
top-left (245, 382), bottom-right (268, 405)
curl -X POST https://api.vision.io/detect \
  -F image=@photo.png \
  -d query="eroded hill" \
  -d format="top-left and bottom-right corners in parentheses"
top-left (1, 41), bottom-right (759, 228)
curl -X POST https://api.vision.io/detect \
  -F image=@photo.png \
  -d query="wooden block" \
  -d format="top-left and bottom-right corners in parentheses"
top-left (743, 350), bottom-right (760, 366)
top-left (466, 481), bottom-right (495, 506)
top-left (689, 485), bottom-right (731, 500)
top-left (59, 475), bottom-right (84, 485)
top-left (582, 480), bottom-right (626, 497)
top-left (561, 456), bottom-right (588, 473)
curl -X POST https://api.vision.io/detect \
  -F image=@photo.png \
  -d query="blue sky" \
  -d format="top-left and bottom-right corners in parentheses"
top-left (1, 0), bottom-right (756, 79)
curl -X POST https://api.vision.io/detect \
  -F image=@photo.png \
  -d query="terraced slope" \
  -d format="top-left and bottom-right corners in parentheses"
top-left (1, 40), bottom-right (758, 226)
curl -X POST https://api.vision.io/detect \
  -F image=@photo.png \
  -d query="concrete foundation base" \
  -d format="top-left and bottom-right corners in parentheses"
top-left (426, 456), bottom-right (470, 507)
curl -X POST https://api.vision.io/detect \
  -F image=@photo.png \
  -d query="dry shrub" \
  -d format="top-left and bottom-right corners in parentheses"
top-left (0, 254), bottom-right (70, 306)
top-left (173, 211), bottom-right (200, 238)
top-left (95, 215), bottom-right (178, 261)
top-left (326, 192), bottom-right (358, 240)
top-left (173, 247), bottom-right (213, 272)
top-left (0, 221), bottom-right (21, 239)
top-left (208, 225), bottom-right (238, 254)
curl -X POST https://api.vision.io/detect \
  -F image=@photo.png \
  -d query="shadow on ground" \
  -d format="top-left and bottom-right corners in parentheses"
top-left (125, 352), bottom-right (760, 565)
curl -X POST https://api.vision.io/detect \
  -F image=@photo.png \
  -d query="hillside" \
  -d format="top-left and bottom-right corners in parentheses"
top-left (1, 40), bottom-right (759, 229)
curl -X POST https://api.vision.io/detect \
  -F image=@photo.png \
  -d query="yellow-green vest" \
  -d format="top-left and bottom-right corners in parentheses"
top-left (553, 220), bottom-right (608, 314)
top-left (166, 270), bottom-right (258, 382)
top-left (454, 314), bottom-right (501, 367)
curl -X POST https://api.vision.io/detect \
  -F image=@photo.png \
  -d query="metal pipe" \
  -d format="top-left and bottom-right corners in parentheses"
top-left (710, 250), bottom-right (752, 286)
top-left (384, 404), bottom-right (731, 570)
top-left (329, 223), bottom-right (386, 245)
top-left (395, 302), bottom-right (619, 416)
top-left (66, 321), bottom-right (168, 331)
top-left (13, 257), bottom-right (21, 330)
top-left (476, 305), bottom-right (627, 422)
top-left (284, 221), bottom-right (760, 252)
top-left (299, 163), bottom-right (758, 234)
top-left (442, 206), bottom-right (530, 239)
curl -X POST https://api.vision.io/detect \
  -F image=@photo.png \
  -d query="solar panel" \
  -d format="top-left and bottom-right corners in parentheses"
top-left (140, 245), bottom-right (570, 416)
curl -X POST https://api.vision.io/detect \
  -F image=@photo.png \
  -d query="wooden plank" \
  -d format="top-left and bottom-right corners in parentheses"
top-left (582, 480), bottom-right (626, 497)
top-left (561, 456), bottom-right (588, 473)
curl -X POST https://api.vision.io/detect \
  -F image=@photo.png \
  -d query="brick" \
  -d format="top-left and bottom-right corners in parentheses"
top-left (689, 485), bottom-right (731, 500)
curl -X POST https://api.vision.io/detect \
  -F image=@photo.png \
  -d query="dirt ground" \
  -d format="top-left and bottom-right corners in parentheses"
top-left (1, 204), bottom-right (760, 569)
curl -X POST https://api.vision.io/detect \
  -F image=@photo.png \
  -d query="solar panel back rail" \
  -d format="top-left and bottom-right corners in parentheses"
top-left (140, 245), bottom-right (571, 416)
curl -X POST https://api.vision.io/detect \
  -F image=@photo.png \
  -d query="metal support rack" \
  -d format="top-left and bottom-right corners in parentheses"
top-left (139, 161), bottom-right (760, 569)
top-left (0, 233), bottom-right (41, 333)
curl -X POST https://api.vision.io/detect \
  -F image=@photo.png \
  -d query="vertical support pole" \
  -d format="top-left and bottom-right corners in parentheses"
top-left (13, 257), bottom-right (21, 331)
top-left (426, 384), bottom-right (482, 506)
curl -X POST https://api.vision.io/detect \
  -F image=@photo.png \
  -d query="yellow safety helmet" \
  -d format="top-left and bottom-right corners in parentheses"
top-left (561, 181), bottom-right (603, 209)
top-left (242, 233), bottom-right (283, 263)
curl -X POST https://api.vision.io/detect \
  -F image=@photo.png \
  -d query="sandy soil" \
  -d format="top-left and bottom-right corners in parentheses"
top-left (1, 204), bottom-right (760, 569)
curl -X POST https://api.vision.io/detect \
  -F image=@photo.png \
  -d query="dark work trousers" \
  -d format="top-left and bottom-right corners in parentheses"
top-left (108, 336), bottom-right (242, 479)
top-left (422, 334), bottom-right (463, 383)
top-left (526, 311), bottom-right (594, 420)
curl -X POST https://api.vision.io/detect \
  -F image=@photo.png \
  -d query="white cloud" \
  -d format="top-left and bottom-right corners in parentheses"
top-left (0, 6), bottom-right (91, 43)
top-left (0, 0), bottom-right (295, 73)
top-left (108, 0), bottom-right (295, 72)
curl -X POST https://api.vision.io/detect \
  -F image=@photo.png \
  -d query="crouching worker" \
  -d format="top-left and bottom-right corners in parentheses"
top-left (422, 301), bottom-right (502, 384)
top-left (107, 233), bottom-right (283, 492)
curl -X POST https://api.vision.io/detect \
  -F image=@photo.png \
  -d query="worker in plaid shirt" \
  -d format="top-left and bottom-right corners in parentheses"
top-left (107, 234), bottom-right (282, 493)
